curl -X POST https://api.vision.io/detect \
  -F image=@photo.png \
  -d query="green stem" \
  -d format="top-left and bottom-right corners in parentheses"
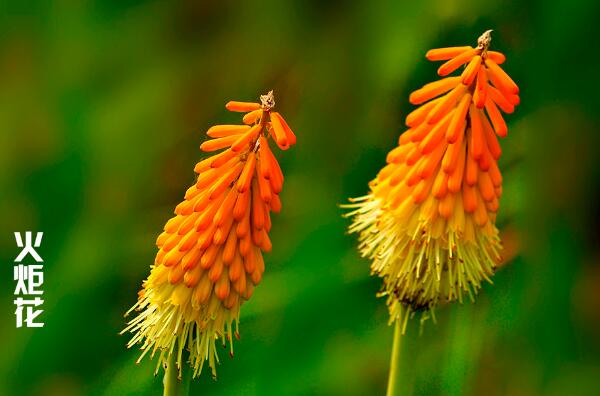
top-left (386, 319), bottom-right (403, 396)
top-left (163, 353), bottom-right (191, 396)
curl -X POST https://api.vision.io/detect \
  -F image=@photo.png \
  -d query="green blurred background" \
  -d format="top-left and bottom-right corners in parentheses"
top-left (1, 0), bottom-right (599, 395)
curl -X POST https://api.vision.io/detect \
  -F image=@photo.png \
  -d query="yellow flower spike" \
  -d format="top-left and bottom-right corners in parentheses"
top-left (122, 90), bottom-right (296, 379)
top-left (344, 30), bottom-right (519, 331)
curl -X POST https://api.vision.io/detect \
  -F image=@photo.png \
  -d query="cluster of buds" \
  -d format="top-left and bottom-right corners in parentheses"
top-left (346, 31), bottom-right (519, 331)
top-left (123, 91), bottom-right (296, 378)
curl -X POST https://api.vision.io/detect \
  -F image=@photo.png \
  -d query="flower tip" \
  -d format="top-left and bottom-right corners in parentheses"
top-left (408, 93), bottom-right (420, 105)
top-left (260, 90), bottom-right (275, 110)
top-left (477, 29), bottom-right (493, 50)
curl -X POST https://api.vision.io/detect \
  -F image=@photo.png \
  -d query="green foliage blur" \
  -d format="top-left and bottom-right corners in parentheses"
top-left (1, 1), bottom-right (599, 395)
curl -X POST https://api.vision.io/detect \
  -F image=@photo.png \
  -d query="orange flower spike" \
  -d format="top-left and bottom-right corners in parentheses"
top-left (409, 76), bottom-right (460, 105)
top-left (408, 122), bottom-right (434, 144)
top-left (196, 166), bottom-right (225, 190)
top-left (418, 138), bottom-right (448, 179)
top-left (231, 124), bottom-right (261, 152)
top-left (461, 55), bottom-right (482, 85)
top-left (263, 145), bottom-right (284, 193)
top-left (485, 58), bottom-right (520, 95)
top-left (425, 46), bottom-right (472, 61)
top-left (193, 156), bottom-right (214, 174)
top-left (269, 114), bottom-right (289, 150)
top-left (243, 109), bottom-right (262, 125)
top-left (487, 85), bottom-right (515, 114)
top-left (427, 84), bottom-right (466, 124)
top-left (481, 111), bottom-right (502, 160)
top-left (508, 94), bottom-right (520, 106)
top-left (465, 145), bottom-right (479, 185)
top-left (437, 48), bottom-right (479, 76)
top-left (207, 124), bottom-right (250, 138)
top-left (468, 104), bottom-right (485, 160)
top-left (123, 90), bottom-right (296, 380)
top-left (258, 136), bottom-right (274, 179)
top-left (446, 93), bottom-right (471, 143)
top-left (214, 188), bottom-right (238, 226)
top-left (486, 51), bottom-right (506, 64)
top-left (210, 148), bottom-right (238, 168)
top-left (257, 169), bottom-right (273, 203)
top-left (473, 72), bottom-right (488, 109)
top-left (226, 101), bottom-right (261, 112)
top-left (462, 183), bottom-right (478, 212)
top-left (485, 97), bottom-right (508, 137)
top-left (233, 189), bottom-right (250, 221)
top-left (432, 169), bottom-right (449, 198)
top-left (442, 131), bottom-right (465, 174)
top-left (478, 171), bottom-right (496, 202)
top-left (271, 112), bottom-right (297, 146)
top-left (270, 193), bottom-right (282, 213)
top-left (345, 30), bottom-right (519, 330)
top-left (488, 159), bottom-right (503, 187)
top-left (200, 134), bottom-right (239, 152)
top-left (267, 155), bottom-right (284, 194)
top-left (420, 110), bottom-right (454, 154)
top-left (251, 178), bottom-right (265, 230)
top-left (236, 152), bottom-right (256, 193)
top-left (405, 98), bottom-right (441, 127)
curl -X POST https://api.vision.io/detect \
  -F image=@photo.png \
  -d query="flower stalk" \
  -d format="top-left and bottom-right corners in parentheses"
top-left (386, 319), bottom-right (403, 396)
top-left (163, 350), bottom-right (191, 396)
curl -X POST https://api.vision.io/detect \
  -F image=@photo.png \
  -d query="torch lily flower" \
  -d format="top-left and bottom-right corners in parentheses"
top-left (345, 31), bottom-right (519, 331)
top-left (123, 91), bottom-right (296, 377)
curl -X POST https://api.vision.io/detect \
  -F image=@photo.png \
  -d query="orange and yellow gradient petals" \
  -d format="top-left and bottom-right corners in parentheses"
top-left (345, 30), bottom-right (519, 331)
top-left (123, 91), bottom-right (294, 378)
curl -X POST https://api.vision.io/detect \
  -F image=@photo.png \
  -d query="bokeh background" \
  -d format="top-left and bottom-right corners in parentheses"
top-left (1, 0), bottom-right (599, 395)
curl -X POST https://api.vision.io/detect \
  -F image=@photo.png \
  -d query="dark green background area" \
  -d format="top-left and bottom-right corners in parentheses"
top-left (1, 1), bottom-right (599, 395)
